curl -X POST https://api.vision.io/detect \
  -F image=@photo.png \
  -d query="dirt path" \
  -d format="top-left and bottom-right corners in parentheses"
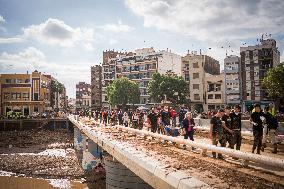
top-left (97, 126), bottom-right (284, 189)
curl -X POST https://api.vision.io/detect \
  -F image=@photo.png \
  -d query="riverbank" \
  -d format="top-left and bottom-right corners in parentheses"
top-left (0, 130), bottom-right (105, 189)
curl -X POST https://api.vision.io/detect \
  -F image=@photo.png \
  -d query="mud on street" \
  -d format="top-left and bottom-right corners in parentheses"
top-left (100, 126), bottom-right (284, 189)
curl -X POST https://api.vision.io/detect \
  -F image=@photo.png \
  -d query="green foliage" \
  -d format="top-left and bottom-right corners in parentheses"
top-left (51, 80), bottom-right (64, 93)
top-left (147, 72), bottom-right (189, 105)
top-left (262, 64), bottom-right (284, 98)
top-left (106, 77), bottom-right (140, 108)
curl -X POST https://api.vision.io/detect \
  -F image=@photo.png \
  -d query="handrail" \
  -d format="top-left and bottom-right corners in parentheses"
top-left (69, 115), bottom-right (284, 169)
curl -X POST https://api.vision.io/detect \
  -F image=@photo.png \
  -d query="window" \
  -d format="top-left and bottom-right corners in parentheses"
top-left (23, 93), bottom-right (29, 99)
top-left (25, 79), bottom-right (30, 83)
top-left (4, 93), bottom-right (10, 99)
top-left (193, 84), bottom-right (199, 90)
top-left (193, 73), bottom-right (199, 79)
top-left (11, 93), bottom-right (21, 99)
top-left (185, 74), bottom-right (190, 81)
top-left (6, 79), bottom-right (12, 83)
top-left (16, 79), bottom-right (22, 83)
top-left (208, 84), bottom-right (214, 92)
top-left (11, 93), bottom-right (17, 99)
top-left (194, 94), bottom-right (200, 100)
top-left (193, 62), bottom-right (199, 68)
top-left (208, 94), bottom-right (213, 99)
top-left (34, 106), bottom-right (39, 112)
top-left (34, 93), bottom-right (39, 101)
top-left (215, 94), bottom-right (221, 99)
top-left (216, 84), bottom-right (221, 91)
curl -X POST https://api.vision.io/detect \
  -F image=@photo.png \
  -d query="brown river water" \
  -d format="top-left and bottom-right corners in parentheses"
top-left (0, 176), bottom-right (88, 189)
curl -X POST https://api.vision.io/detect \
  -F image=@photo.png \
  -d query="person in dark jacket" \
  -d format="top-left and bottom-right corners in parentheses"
top-left (182, 112), bottom-right (195, 141)
top-left (230, 105), bottom-right (242, 150)
top-left (210, 109), bottom-right (225, 159)
top-left (250, 104), bottom-right (265, 154)
top-left (148, 107), bottom-right (158, 133)
top-left (222, 106), bottom-right (234, 149)
top-left (262, 106), bottom-right (279, 153)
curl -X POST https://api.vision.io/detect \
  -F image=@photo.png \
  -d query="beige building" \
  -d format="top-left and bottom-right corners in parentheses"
top-left (0, 70), bottom-right (52, 116)
top-left (91, 65), bottom-right (102, 109)
top-left (76, 82), bottom-right (91, 109)
top-left (205, 73), bottom-right (225, 111)
top-left (182, 52), bottom-right (220, 112)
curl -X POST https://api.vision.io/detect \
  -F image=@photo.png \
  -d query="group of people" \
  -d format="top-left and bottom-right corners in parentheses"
top-left (209, 104), bottom-right (279, 159)
top-left (80, 103), bottom-right (280, 158)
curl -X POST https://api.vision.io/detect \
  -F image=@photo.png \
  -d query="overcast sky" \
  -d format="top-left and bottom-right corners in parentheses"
top-left (0, 0), bottom-right (284, 98)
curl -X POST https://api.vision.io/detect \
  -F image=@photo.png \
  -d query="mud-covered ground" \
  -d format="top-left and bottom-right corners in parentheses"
top-left (0, 130), bottom-right (105, 189)
top-left (98, 126), bottom-right (284, 189)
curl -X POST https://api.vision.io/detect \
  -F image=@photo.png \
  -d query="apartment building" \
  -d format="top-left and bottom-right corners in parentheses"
top-left (240, 38), bottom-right (280, 110)
top-left (224, 55), bottom-right (241, 105)
top-left (101, 48), bottom-right (182, 107)
top-left (91, 65), bottom-right (102, 109)
top-left (205, 73), bottom-right (225, 111)
top-left (0, 70), bottom-right (52, 116)
top-left (182, 52), bottom-right (220, 112)
top-left (76, 82), bottom-right (91, 109)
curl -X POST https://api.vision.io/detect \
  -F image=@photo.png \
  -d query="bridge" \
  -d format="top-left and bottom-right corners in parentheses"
top-left (68, 115), bottom-right (284, 189)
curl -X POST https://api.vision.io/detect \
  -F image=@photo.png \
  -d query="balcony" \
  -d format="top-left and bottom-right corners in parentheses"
top-left (226, 89), bottom-right (240, 94)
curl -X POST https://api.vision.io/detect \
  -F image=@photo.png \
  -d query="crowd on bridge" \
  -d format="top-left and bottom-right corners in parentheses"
top-left (76, 103), bottom-right (281, 157)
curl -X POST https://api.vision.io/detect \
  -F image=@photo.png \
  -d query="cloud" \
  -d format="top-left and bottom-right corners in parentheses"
top-left (0, 47), bottom-right (92, 98)
top-left (125, 0), bottom-right (284, 41)
top-left (102, 20), bottom-right (134, 33)
top-left (0, 14), bottom-right (6, 31)
top-left (0, 15), bottom-right (5, 23)
top-left (22, 18), bottom-right (95, 50)
top-left (0, 37), bottom-right (24, 44)
top-left (0, 47), bottom-right (45, 63)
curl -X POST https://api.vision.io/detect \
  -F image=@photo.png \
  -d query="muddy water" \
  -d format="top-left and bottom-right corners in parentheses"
top-left (0, 176), bottom-right (88, 189)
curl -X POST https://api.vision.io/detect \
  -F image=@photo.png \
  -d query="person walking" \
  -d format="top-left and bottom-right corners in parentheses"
top-left (138, 110), bottom-right (144, 130)
top-left (179, 107), bottom-right (186, 127)
top-left (222, 106), bottom-right (234, 149)
top-left (148, 107), bottom-right (158, 133)
top-left (170, 107), bottom-right (177, 127)
top-left (230, 105), bottom-right (242, 150)
top-left (262, 106), bottom-right (279, 153)
top-left (132, 111), bottom-right (139, 129)
top-left (210, 109), bottom-right (225, 159)
top-left (250, 104), bottom-right (265, 154)
top-left (122, 112), bottom-right (129, 127)
top-left (118, 109), bottom-right (123, 125)
top-left (182, 112), bottom-right (195, 150)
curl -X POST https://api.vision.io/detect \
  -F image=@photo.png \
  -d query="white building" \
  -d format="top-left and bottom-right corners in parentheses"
top-left (224, 55), bottom-right (241, 105)
top-left (101, 48), bottom-right (182, 107)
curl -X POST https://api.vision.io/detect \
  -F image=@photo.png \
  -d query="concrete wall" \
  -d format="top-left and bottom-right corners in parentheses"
top-left (105, 155), bottom-right (153, 189)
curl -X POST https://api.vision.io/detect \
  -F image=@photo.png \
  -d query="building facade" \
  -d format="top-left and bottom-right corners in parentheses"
top-left (205, 73), bottom-right (225, 111)
top-left (0, 70), bottom-right (52, 116)
top-left (240, 38), bottom-right (280, 110)
top-left (91, 65), bottom-right (102, 109)
top-left (76, 82), bottom-right (91, 109)
top-left (224, 55), bottom-right (241, 105)
top-left (182, 52), bottom-right (220, 112)
top-left (101, 48), bottom-right (182, 107)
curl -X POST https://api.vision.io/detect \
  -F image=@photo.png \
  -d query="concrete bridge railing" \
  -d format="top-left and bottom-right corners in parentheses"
top-left (69, 115), bottom-right (210, 189)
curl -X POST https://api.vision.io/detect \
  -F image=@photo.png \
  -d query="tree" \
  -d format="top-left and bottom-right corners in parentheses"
top-left (106, 77), bottom-right (140, 109)
top-left (147, 72), bottom-right (189, 105)
top-left (262, 64), bottom-right (284, 99)
top-left (51, 80), bottom-right (64, 93)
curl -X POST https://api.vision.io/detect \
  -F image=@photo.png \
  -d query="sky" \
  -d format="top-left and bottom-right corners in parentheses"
top-left (0, 0), bottom-right (284, 98)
